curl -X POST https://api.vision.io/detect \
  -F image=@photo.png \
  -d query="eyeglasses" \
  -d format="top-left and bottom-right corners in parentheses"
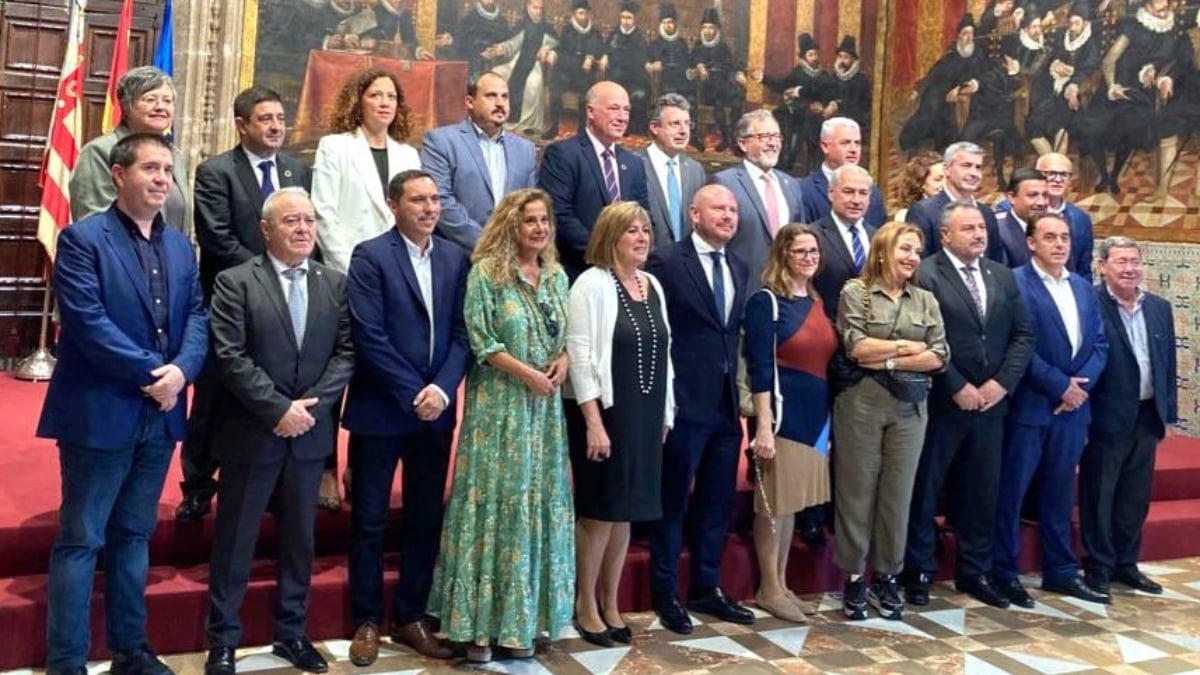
top-left (660, 119), bottom-right (695, 130)
top-left (539, 300), bottom-right (560, 340)
top-left (787, 247), bottom-right (820, 259)
top-left (1042, 170), bottom-right (1072, 181)
top-left (742, 132), bottom-right (783, 143)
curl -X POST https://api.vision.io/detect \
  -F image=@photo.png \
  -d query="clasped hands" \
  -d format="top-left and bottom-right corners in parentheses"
top-left (1053, 376), bottom-right (1089, 415)
top-left (953, 379), bottom-right (1008, 412)
top-left (523, 353), bottom-right (569, 397)
top-left (141, 364), bottom-right (186, 412)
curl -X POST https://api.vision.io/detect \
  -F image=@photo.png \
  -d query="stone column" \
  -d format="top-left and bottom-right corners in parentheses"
top-left (174, 0), bottom-right (248, 172)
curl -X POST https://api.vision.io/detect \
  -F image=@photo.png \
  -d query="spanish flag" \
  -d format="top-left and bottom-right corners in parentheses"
top-left (100, 0), bottom-right (134, 133)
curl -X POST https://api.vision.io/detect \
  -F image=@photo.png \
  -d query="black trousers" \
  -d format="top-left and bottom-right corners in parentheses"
top-left (180, 360), bottom-right (220, 498)
top-left (1079, 400), bottom-right (1164, 576)
top-left (905, 407), bottom-right (1004, 580)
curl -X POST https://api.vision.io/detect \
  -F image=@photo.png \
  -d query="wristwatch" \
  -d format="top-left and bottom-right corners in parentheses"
top-left (885, 358), bottom-right (896, 371)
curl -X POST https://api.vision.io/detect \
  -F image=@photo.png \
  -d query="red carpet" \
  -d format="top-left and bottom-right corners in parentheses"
top-left (2, 372), bottom-right (1200, 668)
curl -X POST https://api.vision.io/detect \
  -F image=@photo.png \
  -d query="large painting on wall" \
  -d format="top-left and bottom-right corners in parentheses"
top-left (880, 0), bottom-right (1200, 244)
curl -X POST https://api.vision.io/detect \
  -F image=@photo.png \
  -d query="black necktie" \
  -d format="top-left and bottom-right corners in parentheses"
top-left (259, 160), bottom-right (275, 198)
top-left (710, 251), bottom-right (726, 324)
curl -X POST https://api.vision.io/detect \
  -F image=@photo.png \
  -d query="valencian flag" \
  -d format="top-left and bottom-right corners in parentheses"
top-left (101, 0), bottom-right (135, 133)
top-left (37, 0), bottom-right (88, 260)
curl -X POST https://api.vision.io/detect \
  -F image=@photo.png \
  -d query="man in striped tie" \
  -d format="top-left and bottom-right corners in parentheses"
top-left (538, 80), bottom-right (650, 278)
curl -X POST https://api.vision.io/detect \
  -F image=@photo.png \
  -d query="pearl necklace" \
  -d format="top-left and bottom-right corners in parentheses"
top-left (611, 270), bottom-right (659, 395)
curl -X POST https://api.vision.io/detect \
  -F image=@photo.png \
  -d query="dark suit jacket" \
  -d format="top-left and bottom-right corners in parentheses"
top-left (811, 214), bottom-right (878, 321)
top-left (343, 229), bottom-right (470, 436)
top-left (992, 201), bottom-right (1031, 270)
top-left (709, 164), bottom-right (808, 285)
top-left (635, 146), bottom-right (706, 249)
top-left (905, 191), bottom-right (1005, 264)
top-left (194, 146), bottom-right (312, 297)
top-left (1010, 263), bottom-right (1108, 427)
top-left (645, 236), bottom-right (749, 424)
top-left (37, 206), bottom-right (209, 449)
top-left (798, 169), bottom-right (888, 229)
top-left (916, 251), bottom-right (1035, 416)
top-left (994, 197), bottom-right (1094, 282)
top-left (1090, 286), bottom-right (1177, 438)
top-left (208, 256), bottom-right (354, 465)
top-left (539, 133), bottom-right (651, 276)
top-left (420, 118), bottom-right (539, 251)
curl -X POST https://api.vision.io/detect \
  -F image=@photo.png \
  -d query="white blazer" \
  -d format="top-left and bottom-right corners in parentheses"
top-left (566, 266), bottom-right (676, 429)
top-left (311, 127), bottom-right (421, 272)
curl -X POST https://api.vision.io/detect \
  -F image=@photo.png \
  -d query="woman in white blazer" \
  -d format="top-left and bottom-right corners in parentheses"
top-left (311, 68), bottom-right (420, 509)
top-left (312, 68), bottom-right (422, 274)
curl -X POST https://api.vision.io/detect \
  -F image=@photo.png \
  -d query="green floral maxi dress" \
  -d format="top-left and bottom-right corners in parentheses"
top-left (428, 263), bottom-right (575, 649)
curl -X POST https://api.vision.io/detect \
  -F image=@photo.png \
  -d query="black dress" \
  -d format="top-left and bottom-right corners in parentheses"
top-left (569, 280), bottom-right (668, 522)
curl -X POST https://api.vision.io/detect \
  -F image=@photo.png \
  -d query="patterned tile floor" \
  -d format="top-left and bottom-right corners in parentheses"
top-left (11, 558), bottom-right (1200, 674)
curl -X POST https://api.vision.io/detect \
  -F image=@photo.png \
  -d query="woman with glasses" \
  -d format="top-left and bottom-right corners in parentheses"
top-left (566, 201), bottom-right (673, 647)
top-left (744, 224), bottom-right (838, 623)
top-left (428, 188), bottom-right (572, 663)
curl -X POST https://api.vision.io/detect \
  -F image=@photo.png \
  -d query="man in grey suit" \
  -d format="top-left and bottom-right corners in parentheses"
top-left (637, 93), bottom-right (706, 249)
top-left (709, 109), bottom-right (807, 285)
top-left (420, 71), bottom-right (538, 251)
top-left (178, 86), bottom-right (314, 522)
top-left (204, 187), bottom-right (354, 675)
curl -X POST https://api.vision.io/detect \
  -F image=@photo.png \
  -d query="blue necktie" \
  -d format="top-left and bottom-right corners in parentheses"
top-left (602, 149), bottom-right (621, 202)
top-left (710, 251), bottom-right (726, 325)
top-left (848, 223), bottom-right (866, 274)
top-left (666, 158), bottom-right (682, 241)
top-left (283, 267), bottom-right (307, 348)
top-left (259, 160), bottom-right (275, 198)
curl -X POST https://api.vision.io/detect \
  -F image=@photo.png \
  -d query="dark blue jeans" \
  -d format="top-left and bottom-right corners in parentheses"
top-left (46, 409), bottom-right (174, 670)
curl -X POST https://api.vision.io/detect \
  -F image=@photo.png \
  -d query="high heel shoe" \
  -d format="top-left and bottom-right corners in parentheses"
top-left (600, 608), bottom-right (632, 644)
top-left (573, 619), bottom-right (614, 648)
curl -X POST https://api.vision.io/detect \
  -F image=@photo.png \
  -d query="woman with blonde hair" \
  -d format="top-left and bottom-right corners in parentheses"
top-left (429, 188), bottom-right (573, 662)
top-left (744, 224), bottom-right (838, 623)
top-left (566, 201), bottom-right (673, 647)
top-left (833, 221), bottom-right (948, 622)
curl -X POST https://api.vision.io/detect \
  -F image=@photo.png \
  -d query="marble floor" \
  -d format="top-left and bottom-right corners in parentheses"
top-left (11, 558), bottom-right (1200, 675)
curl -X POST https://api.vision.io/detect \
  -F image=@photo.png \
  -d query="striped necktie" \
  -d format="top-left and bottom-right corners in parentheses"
top-left (602, 149), bottom-right (621, 202)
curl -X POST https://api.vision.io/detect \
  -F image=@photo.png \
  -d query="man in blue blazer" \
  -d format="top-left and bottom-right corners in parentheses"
top-left (645, 185), bottom-right (754, 634)
top-left (419, 72), bottom-right (538, 252)
top-left (343, 170), bottom-right (469, 664)
top-left (38, 133), bottom-right (208, 675)
top-left (798, 117), bottom-right (887, 228)
top-left (1079, 236), bottom-right (1177, 596)
top-left (905, 141), bottom-right (1005, 263)
top-left (992, 168), bottom-right (1047, 271)
top-left (710, 109), bottom-right (807, 287)
top-left (992, 212), bottom-right (1109, 607)
top-left (539, 80), bottom-right (650, 278)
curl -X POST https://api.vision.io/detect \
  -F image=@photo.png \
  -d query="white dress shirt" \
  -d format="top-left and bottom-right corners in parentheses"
top-left (243, 146), bottom-right (280, 191)
top-left (1032, 259), bottom-right (1081, 357)
top-left (646, 142), bottom-right (678, 207)
top-left (691, 231), bottom-right (734, 324)
top-left (267, 252), bottom-right (309, 301)
top-left (1107, 285), bottom-right (1154, 400)
top-left (830, 211), bottom-right (870, 263)
top-left (743, 160), bottom-right (790, 226)
top-left (401, 233), bottom-right (449, 406)
top-left (587, 129), bottom-right (620, 189)
top-left (943, 248), bottom-right (988, 312)
top-left (472, 121), bottom-right (507, 207)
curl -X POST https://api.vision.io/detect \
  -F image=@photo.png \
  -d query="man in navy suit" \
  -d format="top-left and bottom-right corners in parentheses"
top-left (1036, 152), bottom-right (1093, 282)
top-left (798, 117), bottom-right (887, 228)
top-left (539, 80), bottom-right (650, 278)
top-left (992, 168), bottom-right (1047, 271)
top-left (343, 170), bottom-right (469, 664)
top-left (38, 133), bottom-right (208, 675)
top-left (637, 93), bottom-right (707, 249)
top-left (710, 109), bottom-right (807, 286)
top-left (905, 141), bottom-right (1004, 263)
top-left (645, 184), bottom-right (754, 634)
top-left (419, 71), bottom-right (538, 252)
top-left (1079, 236), bottom-right (1177, 596)
top-left (179, 85), bottom-right (314, 522)
top-left (811, 164), bottom-right (878, 321)
top-left (992, 212), bottom-right (1109, 607)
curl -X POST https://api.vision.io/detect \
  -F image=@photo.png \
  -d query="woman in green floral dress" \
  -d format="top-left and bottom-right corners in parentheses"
top-left (428, 188), bottom-right (574, 663)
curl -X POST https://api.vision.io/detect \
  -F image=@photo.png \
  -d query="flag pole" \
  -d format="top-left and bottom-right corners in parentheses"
top-left (14, 258), bottom-right (56, 382)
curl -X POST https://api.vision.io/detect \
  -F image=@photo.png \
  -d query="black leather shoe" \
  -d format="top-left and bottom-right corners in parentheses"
top-left (204, 647), bottom-right (236, 675)
top-left (1115, 568), bottom-right (1163, 594)
top-left (272, 637), bottom-right (328, 673)
top-left (1043, 575), bottom-right (1112, 605)
top-left (955, 575), bottom-right (1011, 609)
top-left (654, 594), bottom-right (694, 634)
top-left (175, 494), bottom-right (212, 522)
top-left (602, 618), bottom-right (632, 644)
top-left (903, 571), bottom-right (931, 606)
top-left (996, 578), bottom-right (1035, 609)
top-left (111, 649), bottom-right (173, 675)
top-left (688, 587), bottom-right (755, 625)
top-left (1084, 570), bottom-right (1111, 596)
top-left (573, 619), bottom-right (614, 647)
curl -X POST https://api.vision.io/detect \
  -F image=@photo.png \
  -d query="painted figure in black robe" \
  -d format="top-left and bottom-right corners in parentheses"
top-left (688, 8), bottom-right (746, 151)
top-left (603, 2), bottom-right (650, 134)
top-left (899, 14), bottom-right (987, 154)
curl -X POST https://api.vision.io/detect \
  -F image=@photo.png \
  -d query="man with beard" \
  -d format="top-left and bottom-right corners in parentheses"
top-left (687, 8), bottom-right (747, 151)
top-left (1025, 1), bottom-right (1100, 156)
top-left (828, 36), bottom-right (872, 139)
top-left (960, 36), bottom-right (1025, 187)
top-left (899, 14), bottom-right (985, 153)
top-left (484, 0), bottom-right (558, 137)
top-left (759, 33), bottom-right (831, 173)
top-left (601, 2), bottom-right (650, 134)
top-left (994, 168), bottom-right (1048, 275)
top-left (545, 0), bottom-right (604, 139)
top-left (906, 141), bottom-right (1004, 262)
top-left (445, 0), bottom-right (512, 78)
top-left (1080, 0), bottom-right (1193, 195)
top-left (646, 4), bottom-right (691, 104)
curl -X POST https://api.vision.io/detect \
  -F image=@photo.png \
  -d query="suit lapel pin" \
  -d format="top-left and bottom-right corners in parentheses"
top-left (284, 170), bottom-right (293, 178)
top-left (620, 164), bottom-right (627, 171)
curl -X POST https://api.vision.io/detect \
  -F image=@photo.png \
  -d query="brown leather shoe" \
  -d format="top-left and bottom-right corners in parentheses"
top-left (348, 622), bottom-right (380, 667)
top-left (389, 620), bottom-right (453, 659)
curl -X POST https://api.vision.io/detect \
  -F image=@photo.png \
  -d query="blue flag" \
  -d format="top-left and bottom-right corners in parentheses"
top-left (152, 0), bottom-right (172, 75)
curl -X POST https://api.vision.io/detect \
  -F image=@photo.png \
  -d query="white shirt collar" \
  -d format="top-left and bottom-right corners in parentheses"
top-left (743, 160), bottom-right (773, 181)
top-left (943, 186), bottom-right (975, 206)
top-left (646, 141), bottom-right (675, 165)
top-left (943, 248), bottom-right (980, 272)
top-left (471, 120), bottom-right (504, 142)
top-left (691, 231), bottom-right (724, 255)
top-left (1032, 258), bottom-right (1069, 283)
top-left (243, 146), bottom-right (277, 167)
top-left (267, 251), bottom-right (309, 275)
top-left (586, 128), bottom-right (617, 158)
top-left (830, 211), bottom-right (862, 232)
top-left (401, 232), bottom-right (433, 260)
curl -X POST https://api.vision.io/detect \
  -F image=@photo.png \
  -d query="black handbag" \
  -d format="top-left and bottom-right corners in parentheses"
top-left (871, 370), bottom-right (932, 403)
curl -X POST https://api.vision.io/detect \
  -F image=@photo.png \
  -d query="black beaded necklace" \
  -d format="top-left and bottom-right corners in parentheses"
top-left (611, 270), bottom-right (659, 395)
